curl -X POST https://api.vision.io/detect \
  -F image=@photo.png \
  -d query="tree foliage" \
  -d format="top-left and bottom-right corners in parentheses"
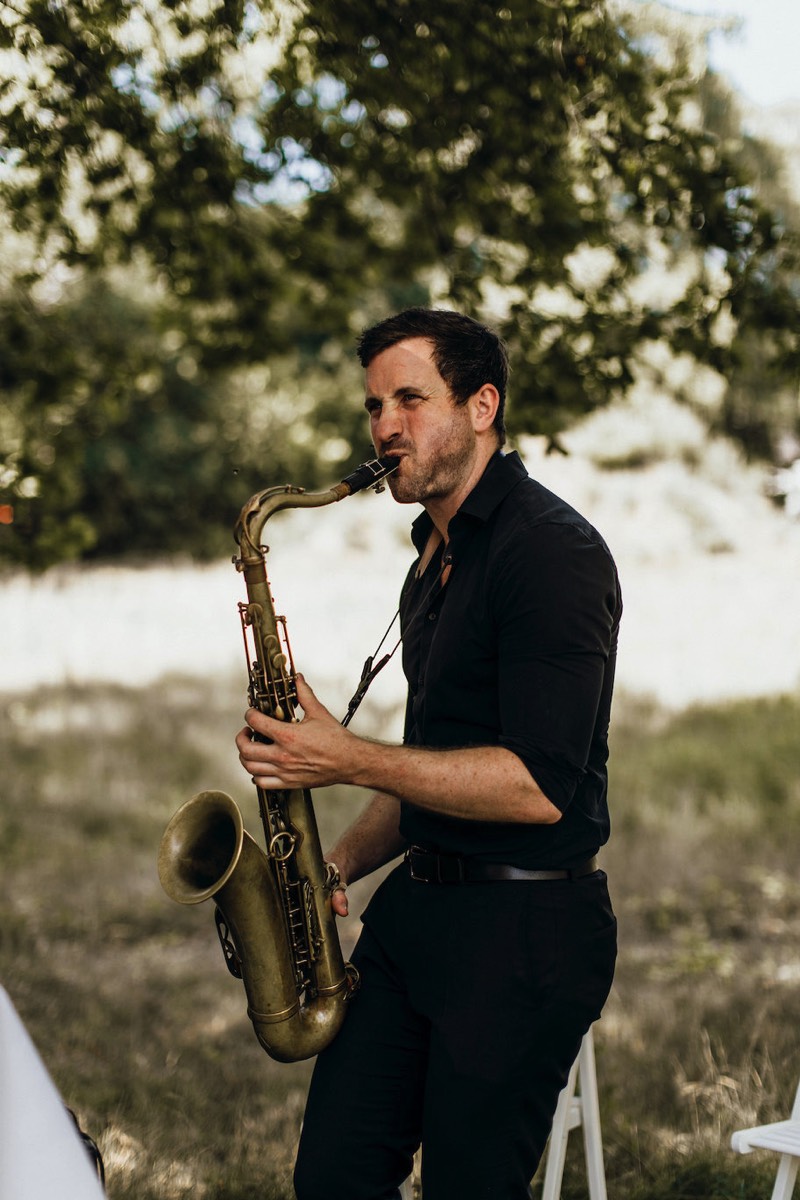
top-left (0, 0), bottom-right (798, 567)
top-left (265, 0), bottom-right (800, 437)
top-left (0, 277), bottom-right (239, 565)
top-left (0, 270), bottom-right (385, 566)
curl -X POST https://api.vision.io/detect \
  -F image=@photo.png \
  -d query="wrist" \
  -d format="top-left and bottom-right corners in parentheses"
top-left (348, 734), bottom-right (393, 793)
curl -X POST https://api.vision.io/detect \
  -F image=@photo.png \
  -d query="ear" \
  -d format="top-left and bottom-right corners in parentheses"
top-left (469, 384), bottom-right (500, 435)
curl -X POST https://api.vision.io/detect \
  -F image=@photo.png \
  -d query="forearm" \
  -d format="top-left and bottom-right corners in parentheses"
top-left (349, 739), bottom-right (561, 825)
top-left (326, 791), bottom-right (407, 886)
top-left (238, 677), bottom-right (562, 826)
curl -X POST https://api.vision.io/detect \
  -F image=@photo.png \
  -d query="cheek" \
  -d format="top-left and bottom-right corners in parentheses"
top-left (428, 411), bottom-right (472, 455)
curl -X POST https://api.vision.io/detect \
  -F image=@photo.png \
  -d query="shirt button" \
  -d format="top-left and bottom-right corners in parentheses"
top-left (427, 611), bottom-right (437, 621)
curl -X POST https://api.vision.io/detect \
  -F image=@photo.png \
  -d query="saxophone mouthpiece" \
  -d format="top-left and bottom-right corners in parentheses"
top-left (340, 456), bottom-right (400, 496)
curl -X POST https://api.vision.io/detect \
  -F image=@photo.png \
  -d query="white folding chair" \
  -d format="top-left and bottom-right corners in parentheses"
top-left (731, 1076), bottom-right (800, 1200)
top-left (401, 1027), bottom-right (607, 1200)
top-left (540, 1027), bottom-right (607, 1200)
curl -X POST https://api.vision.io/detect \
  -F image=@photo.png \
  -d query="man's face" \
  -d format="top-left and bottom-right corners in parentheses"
top-left (364, 337), bottom-right (477, 505)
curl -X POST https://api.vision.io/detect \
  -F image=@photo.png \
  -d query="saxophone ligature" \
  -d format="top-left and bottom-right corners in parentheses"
top-left (157, 455), bottom-right (398, 1062)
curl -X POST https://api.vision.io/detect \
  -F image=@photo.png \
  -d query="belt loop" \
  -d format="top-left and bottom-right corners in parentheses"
top-left (567, 856), bottom-right (598, 880)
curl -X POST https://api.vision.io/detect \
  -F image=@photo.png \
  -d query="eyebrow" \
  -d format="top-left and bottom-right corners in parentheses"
top-left (363, 384), bottom-right (429, 408)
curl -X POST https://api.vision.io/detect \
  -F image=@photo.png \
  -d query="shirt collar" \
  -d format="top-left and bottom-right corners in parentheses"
top-left (410, 451), bottom-right (529, 552)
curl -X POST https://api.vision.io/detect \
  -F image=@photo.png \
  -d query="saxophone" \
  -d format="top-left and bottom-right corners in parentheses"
top-left (157, 456), bottom-right (398, 1062)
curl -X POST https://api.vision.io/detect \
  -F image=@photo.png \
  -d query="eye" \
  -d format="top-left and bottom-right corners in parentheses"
top-left (365, 399), bottom-right (381, 416)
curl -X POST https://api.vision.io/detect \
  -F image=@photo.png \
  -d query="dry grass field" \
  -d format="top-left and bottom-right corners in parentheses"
top-left (2, 673), bottom-right (800, 1199)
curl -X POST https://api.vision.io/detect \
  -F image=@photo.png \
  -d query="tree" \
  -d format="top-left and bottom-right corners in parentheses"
top-left (0, 264), bottom-right (392, 567)
top-left (1, 0), bottom-right (798, 567)
top-left (0, 275), bottom-right (238, 566)
top-left (265, 0), bottom-right (799, 440)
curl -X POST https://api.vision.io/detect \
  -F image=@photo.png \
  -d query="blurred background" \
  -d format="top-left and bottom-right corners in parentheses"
top-left (1, 1), bottom-right (799, 1197)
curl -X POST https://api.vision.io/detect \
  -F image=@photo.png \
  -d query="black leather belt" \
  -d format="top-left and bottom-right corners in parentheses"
top-left (405, 846), bottom-right (599, 884)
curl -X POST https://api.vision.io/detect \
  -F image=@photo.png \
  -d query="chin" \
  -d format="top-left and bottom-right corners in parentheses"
top-left (387, 478), bottom-right (420, 505)
top-left (387, 465), bottom-right (424, 504)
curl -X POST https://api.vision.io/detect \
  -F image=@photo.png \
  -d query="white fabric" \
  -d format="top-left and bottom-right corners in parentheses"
top-left (0, 986), bottom-right (105, 1199)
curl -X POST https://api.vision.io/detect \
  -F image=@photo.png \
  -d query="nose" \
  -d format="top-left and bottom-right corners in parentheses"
top-left (371, 399), bottom-right (404, 451)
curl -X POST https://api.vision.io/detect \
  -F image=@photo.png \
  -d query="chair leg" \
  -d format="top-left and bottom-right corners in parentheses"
top-left (541, 1055), bottom-right (581, 1200)
top-left (577, 1031), bottom-right (608, 1200)
top-left (770, 1154), bottom-right (799, 1200)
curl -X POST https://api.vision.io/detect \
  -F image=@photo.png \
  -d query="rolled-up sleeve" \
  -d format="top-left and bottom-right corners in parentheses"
top-left (493, 521), bottom-right (621, 812)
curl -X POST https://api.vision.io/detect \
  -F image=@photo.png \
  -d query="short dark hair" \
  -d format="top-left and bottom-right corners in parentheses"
top-left (356, 307), bottom-right (508, 446)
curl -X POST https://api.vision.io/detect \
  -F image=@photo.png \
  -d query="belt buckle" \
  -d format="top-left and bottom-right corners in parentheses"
top-left (407, 848), bottom-right (431, 883)
top-left (407, 847), bottom-right (465, 883)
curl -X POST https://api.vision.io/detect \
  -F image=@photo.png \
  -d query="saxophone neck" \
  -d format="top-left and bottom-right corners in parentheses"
top-left (234, 456), bottom-right (399, 564)
top-left (235, 483), bottom-right (344, 566)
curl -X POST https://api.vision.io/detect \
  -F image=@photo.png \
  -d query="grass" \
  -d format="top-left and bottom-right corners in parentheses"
top-left (2, 679), bottom-right (800, 1198)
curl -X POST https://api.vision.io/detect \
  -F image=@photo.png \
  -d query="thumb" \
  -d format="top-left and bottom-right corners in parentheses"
top-left (295, 673), bottom-right (324, 717)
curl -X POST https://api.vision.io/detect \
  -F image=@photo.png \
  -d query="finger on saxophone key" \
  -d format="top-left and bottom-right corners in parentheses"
top-left (331, 882), bottom-right (349, 918)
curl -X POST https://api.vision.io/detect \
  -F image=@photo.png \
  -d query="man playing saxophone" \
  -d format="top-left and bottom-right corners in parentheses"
top-left (236, 307), bottom-right (621, 1200)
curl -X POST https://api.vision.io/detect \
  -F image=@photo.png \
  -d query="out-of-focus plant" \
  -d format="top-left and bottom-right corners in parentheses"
top-left (1, 0), bottom-right (798, 567)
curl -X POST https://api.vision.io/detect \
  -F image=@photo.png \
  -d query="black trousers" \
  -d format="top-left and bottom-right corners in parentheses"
top-left (294, 862), bottom-right (617, 1200)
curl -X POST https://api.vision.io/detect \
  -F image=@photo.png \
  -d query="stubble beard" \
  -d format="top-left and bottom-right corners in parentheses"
top-left (386, 415), bottom-right (476, 505)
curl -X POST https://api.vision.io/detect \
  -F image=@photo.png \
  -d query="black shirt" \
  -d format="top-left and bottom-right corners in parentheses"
top-left (399, 450), bottom-right (622, 869)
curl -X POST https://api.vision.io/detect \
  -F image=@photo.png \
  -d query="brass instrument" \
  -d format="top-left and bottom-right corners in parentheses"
top-left (158, 456), bottom-right (398, 1062)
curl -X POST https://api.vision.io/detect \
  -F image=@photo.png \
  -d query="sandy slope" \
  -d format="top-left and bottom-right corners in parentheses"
top-left (2, 435), bottom-right (799, 714)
